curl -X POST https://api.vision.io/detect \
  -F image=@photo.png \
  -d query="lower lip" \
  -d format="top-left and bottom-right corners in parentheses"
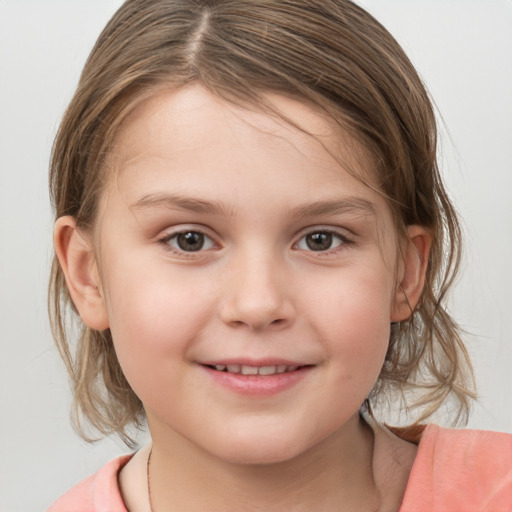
top-left (201, 365), bottom-right (313, 397)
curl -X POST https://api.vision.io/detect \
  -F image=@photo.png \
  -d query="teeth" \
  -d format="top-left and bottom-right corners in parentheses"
top-left (241, 365), bottom-right (259, 375)
top-left (258, 365), bottom-right (276, 375)
top-left (213, 364), bottom-right (301, 375)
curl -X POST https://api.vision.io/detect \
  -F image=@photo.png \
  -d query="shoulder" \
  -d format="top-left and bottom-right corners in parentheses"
top-left (400, 425), bottom-right (512, 511)
top-left (47, 454), bottom-right (132, 512)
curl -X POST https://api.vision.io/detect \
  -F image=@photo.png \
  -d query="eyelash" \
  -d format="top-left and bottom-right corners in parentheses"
top-left (159, 230), bottom-right (217, 259)
top-left (294, 229), bottom-right (352, 255)
top-left (158, 228), bottom-right (353, 257)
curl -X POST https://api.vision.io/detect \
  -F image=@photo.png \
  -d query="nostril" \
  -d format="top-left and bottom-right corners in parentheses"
top-left (229, 320), bottom-right (246, 328)
top-left (219, 294), bottom-right (295, 330)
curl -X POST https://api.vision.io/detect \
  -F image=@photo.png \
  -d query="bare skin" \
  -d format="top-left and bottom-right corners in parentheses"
top-left (119, 416), bottom-right (417, 512)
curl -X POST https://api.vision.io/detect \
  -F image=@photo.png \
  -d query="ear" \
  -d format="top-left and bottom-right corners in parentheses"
top-left (391, 225), bottom-right (432, 322)
top-left (54, 216), bottom-right (109, 330)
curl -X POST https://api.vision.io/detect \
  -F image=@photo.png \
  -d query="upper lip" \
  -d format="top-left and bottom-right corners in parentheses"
top-left (199, 358), bottom-right (310, 367)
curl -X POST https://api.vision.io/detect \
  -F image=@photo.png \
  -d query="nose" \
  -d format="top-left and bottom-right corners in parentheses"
top-left (219, 251), bottom-right (295, 331)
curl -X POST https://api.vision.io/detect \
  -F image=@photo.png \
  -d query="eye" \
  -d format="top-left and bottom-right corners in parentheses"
top-left (296, 230), bottom-right (346, 252)
top-left (163, 230), bottom-right (215, 252)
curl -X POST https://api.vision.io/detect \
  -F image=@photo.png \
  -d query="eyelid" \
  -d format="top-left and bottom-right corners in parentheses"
top-left (293, 226), bottom-right (354, 253)
top-left (158, 225), bottom-right (219, 257)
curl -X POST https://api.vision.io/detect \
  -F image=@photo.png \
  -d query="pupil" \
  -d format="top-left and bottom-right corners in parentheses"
top-left (306, 232), bottom-right (332, 251)
top-left (177, 232), bottom-right (204, 251)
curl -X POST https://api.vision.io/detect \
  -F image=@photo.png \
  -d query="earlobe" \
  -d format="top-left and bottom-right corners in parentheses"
top-left (391, 225), bottom-right (432, 322)
top-left (54, 216), bottom-right (109, 331)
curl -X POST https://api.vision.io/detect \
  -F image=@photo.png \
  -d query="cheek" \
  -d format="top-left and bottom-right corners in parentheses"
top-left (306, 268), bottom-right (393, 374)
top-left (100, 261), bottom-right (215, 387)
top-left (104, 254), bottom-right (211, 331)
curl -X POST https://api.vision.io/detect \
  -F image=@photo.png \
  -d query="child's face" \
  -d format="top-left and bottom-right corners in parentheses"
top-left (90, 84), bottom-right (409, 463)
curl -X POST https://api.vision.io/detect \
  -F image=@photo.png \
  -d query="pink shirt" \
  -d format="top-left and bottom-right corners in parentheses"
top-left (400, 425), bottom-right (512, 511)
top-left (48, 425), bottom-right (512, 511)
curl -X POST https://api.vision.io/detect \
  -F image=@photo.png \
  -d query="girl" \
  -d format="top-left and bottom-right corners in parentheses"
top-left (48, 1), bottom-right (512, 510)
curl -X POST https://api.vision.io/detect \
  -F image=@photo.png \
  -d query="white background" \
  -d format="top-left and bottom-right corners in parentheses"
top-left (1, 1), bottom-right (511, 510)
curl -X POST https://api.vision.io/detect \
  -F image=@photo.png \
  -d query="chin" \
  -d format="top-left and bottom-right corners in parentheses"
top-left (203, 427), bottom-right (319, 466)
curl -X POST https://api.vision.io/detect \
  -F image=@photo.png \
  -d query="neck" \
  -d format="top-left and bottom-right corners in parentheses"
top-left (147, 415), bottom-right (381, 512)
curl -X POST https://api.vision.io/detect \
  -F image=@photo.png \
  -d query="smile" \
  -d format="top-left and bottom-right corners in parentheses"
top-left (207, 364), bottom-right (301, 375)
top-left (202, 362), bottom-right (313, 396)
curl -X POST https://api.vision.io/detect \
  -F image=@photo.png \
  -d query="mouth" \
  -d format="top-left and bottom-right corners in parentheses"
top-left (200, 361), bottom-right (314, 395)
top-left (204, 364), bottom-right (307, 376)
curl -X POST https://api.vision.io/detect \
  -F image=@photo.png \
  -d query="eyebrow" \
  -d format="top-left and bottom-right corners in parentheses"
top-left (131, 193), bottom-right (235, 216)
top-left (289, 198), bottom-right (376, 219)
top-left (131, 193), bottom-right (375, 219)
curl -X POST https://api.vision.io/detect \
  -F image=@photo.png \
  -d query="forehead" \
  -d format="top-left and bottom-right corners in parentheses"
top-left (110, 84), bottom-right (375, 186)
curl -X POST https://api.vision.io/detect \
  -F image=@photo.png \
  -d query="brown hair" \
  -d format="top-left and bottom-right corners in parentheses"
top-left (49, 0), bottom-right (474, 444)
